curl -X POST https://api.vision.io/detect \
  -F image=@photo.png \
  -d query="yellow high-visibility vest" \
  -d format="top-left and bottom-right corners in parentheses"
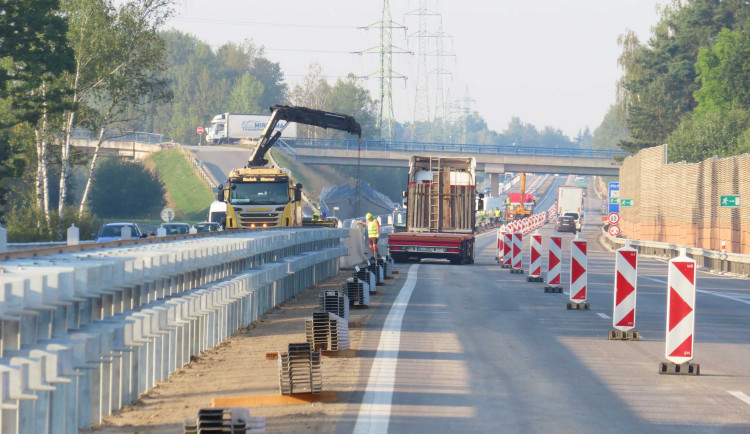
top-left (367, 219), bottom-right (379, 237)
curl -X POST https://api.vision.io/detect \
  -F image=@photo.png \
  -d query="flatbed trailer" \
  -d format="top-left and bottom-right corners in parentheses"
top-left (388, 156), bottom-right (479, 265)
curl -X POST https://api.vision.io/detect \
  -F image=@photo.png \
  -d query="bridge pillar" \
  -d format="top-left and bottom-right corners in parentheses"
top-left (490, 173), bottom-right (502, 198)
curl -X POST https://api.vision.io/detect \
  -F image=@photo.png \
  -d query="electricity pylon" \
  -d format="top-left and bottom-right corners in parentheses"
top-left (406, 0), bottom-right (440, 142)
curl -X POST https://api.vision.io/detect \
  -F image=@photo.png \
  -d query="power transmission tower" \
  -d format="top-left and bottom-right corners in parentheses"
top-left (357, 0), bottom-right (410, 141)
top-left (429, 18), bottom-right (454, 143)
top-left (406, 0), bottom-right (440, 142)
top-left (455, 87), bottom-right (475, 144)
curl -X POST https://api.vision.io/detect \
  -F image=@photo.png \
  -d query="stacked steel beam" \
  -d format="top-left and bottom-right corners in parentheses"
top-left (277, 343), bottom-right (322, 395)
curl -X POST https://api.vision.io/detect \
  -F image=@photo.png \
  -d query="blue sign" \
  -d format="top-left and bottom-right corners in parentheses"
top-left (608, 182), bottom-right (620, 214)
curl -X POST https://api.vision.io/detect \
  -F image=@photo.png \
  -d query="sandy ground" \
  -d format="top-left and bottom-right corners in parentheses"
top-left (81, 268), bottom-right (400, 434)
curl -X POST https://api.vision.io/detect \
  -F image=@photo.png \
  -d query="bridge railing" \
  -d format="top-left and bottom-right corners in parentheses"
top-left (281, 137), bottom-right (629, 159)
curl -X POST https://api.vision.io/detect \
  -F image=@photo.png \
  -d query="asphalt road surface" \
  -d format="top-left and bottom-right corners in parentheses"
top-left (341, 186), bottom-right (750, 433)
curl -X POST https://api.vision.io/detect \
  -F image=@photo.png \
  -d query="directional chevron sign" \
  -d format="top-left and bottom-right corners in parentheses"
top-left (665, 255), bottom-right (697, 364)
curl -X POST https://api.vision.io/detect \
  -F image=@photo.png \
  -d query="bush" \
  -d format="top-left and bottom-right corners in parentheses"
top-left (90, 158), bottom-right (166, 218)
top-left (3, 206), bottom-right (100, 242)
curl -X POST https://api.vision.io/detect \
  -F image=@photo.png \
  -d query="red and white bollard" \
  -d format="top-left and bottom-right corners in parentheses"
top-left (510, 231), bottom-right (524, 274)
top-left (527, 232), bottom-right (543, 282)
top-left (609, 240), bottom-right (639, 339)
top-left (544, 235), bottom-right (562, 293)
top-left (502, 232), bottom-right (512, 269)
top-left (660, 248), bottom-right (699, 375)
top-left (567, 233), bottom-right (589, 309)
top-left (496, 230), bottom-right (505, 263)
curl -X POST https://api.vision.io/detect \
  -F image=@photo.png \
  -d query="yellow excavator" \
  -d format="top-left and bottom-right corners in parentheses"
top-left (504, 173), bottom-right (534, 221)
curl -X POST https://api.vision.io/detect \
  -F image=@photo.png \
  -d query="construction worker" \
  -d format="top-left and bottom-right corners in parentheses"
top-left (357, 212), bottom-right (380, 259)
top-left (312, 212), bottom-right (321, 221)
top-left (320, 212), bottom-right (327, 221)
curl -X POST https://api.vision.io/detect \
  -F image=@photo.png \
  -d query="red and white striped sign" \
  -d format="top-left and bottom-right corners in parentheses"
top-left (547, 236), bottom-right (562, 285)
top-left (512, 231), bottom-right (523, 270)
top-left (613, 243), bottom-right (637, 331)
top-left (665, 252), bottom-right (697, 364)
top-left (529, 233), bottom-right (542, 277)
top-left (569, 236), bottom-right (588, 302)
top-left (503, 232), bottom-right (512, 266)
top-left (497, 230), bottom-right (505, 259)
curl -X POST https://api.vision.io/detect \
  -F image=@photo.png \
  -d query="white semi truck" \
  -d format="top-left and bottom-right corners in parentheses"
top-left (557, 185), bottom-right (585, 231)
top-left (206, 113), bottom-right (298, 145)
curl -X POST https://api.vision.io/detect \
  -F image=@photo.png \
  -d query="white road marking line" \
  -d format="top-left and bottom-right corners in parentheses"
top-left (596, 313), bottom-right (610, 319)
top-left (643, 277), bottom-right (750, 306)
top-left (353, 264), bottom-right (420, 434)
top-left (729, 391), bottom-right (750, 406)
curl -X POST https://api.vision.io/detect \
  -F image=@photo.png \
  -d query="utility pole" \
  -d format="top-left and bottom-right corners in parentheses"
top-left (455, 86), bottom-right (475, 144)
top-left (357, 0), bottom-right (410, 141)
top-left (406, 0), bottom-right (440, 143)
top-left (429, 18), bottom-right (454, 143)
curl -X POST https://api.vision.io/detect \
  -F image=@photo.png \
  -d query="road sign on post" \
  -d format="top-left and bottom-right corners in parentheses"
top-left (720, 195), bottom-right (741, 207)
top-left (608, 225), bottom-right (621, 237)
top-left (161, 207), bottom-right (175, 222)
top-left (608, 182), bottom-right (620, 214)
top-left (607, 212), bottom-right (620, 224)
top-left (197, 126), bottom-right (204, 146)
top-left (620, 199), bottom-right (635, 207)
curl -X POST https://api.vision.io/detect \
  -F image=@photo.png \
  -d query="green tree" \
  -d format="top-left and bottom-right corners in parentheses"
top-left (227, 73), bottom-right (264, 113)
top-left (593, 105), bottom-right (631, 150)
top-left (667, 106), bottom-right (750, 162)
top-left (0, 0), bottom-right (74, 129)
top-left (325, 74), bottom-right (377, 139)
top-left (251, 57), bottom-right (288, 109)
top-left (89, 158), bottom-right (165, 218)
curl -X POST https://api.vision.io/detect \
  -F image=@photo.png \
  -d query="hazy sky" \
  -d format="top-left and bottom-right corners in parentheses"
top-left (167, 0), bottom-right (663, 138)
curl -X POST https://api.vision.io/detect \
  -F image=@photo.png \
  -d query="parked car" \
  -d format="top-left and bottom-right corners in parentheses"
top-left (555, 216), bottom-right (577, 233)
top-left (193, 222), bottom-right (221, 233)
top-left (563, 212), bottom-right (583, 231)
top-left (93, 222), bottom-right (146, 242)
top-left (159, 222), bottom-right (191, 235)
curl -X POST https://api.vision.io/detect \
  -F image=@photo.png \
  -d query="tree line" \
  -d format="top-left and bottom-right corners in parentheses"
top-left (0, 0), bottom-right (605, 242)
top-left (615, 0), bottom-right (750, 162)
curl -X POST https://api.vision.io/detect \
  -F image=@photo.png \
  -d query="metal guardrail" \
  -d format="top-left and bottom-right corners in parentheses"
top-left (71, 128), bottom-right (169, 144)
top-left (282, 137), bottom-right (629, 160)
top-left (600, 227), bottom-right (750, 277)
top-left (0, 228), bottom-right (349, 433)
top-left (178, 145), bottom-right (219, 189)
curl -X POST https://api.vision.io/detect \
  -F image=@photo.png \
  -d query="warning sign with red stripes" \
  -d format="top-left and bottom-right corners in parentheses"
top-left (547, 236), bottom-right (562, 285)
top-left (613, 246), bottom-right (637, 331)
top-left (665, 255), bottom-right (697, 364)
top-left (569, 237), bottom-right (588, 301)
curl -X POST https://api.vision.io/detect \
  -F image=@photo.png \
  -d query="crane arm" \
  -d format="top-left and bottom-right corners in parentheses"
top-left (248, 104), bottom-right (362, 167)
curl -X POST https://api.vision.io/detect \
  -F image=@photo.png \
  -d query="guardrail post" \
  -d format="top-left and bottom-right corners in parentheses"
top-left (0, 222), bottom-right (6, 253)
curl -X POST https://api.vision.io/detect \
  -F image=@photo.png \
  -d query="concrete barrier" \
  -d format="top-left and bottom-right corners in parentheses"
top-left (0, 228), bottom-right (349, 433)
top-left (600, 227), bottom-right (750, 277)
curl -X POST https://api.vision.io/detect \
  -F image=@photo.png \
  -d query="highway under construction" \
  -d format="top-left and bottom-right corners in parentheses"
top-left (57, 179), bottom-right (750, 433)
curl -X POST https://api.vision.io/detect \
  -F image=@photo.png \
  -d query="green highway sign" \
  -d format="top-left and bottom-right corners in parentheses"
top-left (609, 198), bottom-right (619, 204)
top-left (720, 195), bottom-right (741, 207)
top-left (620, 199), bottom-right (635, 207)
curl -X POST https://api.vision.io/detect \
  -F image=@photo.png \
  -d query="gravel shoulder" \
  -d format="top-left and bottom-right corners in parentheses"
top-left (83, 267), bottom-right (403, 434)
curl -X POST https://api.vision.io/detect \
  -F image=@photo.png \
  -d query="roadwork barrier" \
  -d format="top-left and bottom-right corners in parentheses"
top-left (0, 228), bottom-right (348, 433)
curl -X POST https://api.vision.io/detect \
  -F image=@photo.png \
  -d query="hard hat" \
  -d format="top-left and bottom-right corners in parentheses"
top-left (322, 212), bottom-right (327, 218)
top-left (366, 212), bottom-right (373, 219)
top-left (313, 212), bottom-right (320, 216)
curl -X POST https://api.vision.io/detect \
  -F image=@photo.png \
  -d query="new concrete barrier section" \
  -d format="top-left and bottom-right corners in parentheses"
top-left (0, 228), bottom-right (349, 433)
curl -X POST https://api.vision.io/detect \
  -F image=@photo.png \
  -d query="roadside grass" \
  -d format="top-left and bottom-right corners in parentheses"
top-left (148, 148), bottom-right (214, 221)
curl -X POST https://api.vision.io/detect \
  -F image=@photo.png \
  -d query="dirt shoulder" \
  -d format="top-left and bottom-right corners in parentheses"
top-left (83, 267), bottom-right (402, 434)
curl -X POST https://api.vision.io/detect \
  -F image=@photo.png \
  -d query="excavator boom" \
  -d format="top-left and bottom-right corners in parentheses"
top-left (248, 104), bottom-right (362, 167)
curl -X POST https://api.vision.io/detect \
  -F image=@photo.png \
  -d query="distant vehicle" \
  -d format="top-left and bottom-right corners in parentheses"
top-left (159, 222), bottom-right (191, 235)
top-left (563, 212), bottom-right (583, 231)
top-left (205, 113), bottom-right (298, 145)
top-left (93, 222), bottom-right (146, 242)
top-left (208, 201), bottom-right (227, 226)
top-left (193, 222), bottom-right (221, 233)
top-left (555, 216), bottom-right (576, 233)
top-left (557, 185), bottom-right (584, 230)
top-left (574, 176), bottom-right (589, 188)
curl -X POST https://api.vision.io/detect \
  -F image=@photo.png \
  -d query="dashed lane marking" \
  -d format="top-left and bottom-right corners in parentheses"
top-left (729, 391), bottom-right (750, 406)
top-left (596, 312), bottom-right (610, 319)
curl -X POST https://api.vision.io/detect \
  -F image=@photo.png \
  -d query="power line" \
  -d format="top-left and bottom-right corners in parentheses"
top-left (170, 16), bottom-right (359, 29)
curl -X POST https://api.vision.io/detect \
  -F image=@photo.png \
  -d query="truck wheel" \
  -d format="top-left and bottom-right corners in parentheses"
top-left (391, 253), bottom-right (407, 263)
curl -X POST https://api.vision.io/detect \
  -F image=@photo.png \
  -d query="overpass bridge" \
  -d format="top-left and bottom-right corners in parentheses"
top-left (278, 138), bottom-right (626, 196)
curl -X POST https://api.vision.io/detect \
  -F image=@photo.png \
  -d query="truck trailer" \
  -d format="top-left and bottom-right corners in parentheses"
top-left (206, 113), bottom-right (298, 145)
top-left (557, 185), bottom-right (585, 231)
top-left (387, 156), bottom-right (481, 265)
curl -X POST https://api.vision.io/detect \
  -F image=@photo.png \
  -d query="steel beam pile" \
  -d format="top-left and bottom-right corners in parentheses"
top-left (342, 278), bottom-right (369, 307)
top-left (0, 228), bottom-right (348, 433)
top-left (277, 343), bottom-right (322, 395)
top-left (305, 311), bottom-right (349, 352)
top-left (353, 266), bottom-right (376, 294)
top-left (318, 289), bottom-right (349, 320)
top-left (366, 259), bottom-right (384, 285)
top-left (183, 407), bottom-right (265, 433)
